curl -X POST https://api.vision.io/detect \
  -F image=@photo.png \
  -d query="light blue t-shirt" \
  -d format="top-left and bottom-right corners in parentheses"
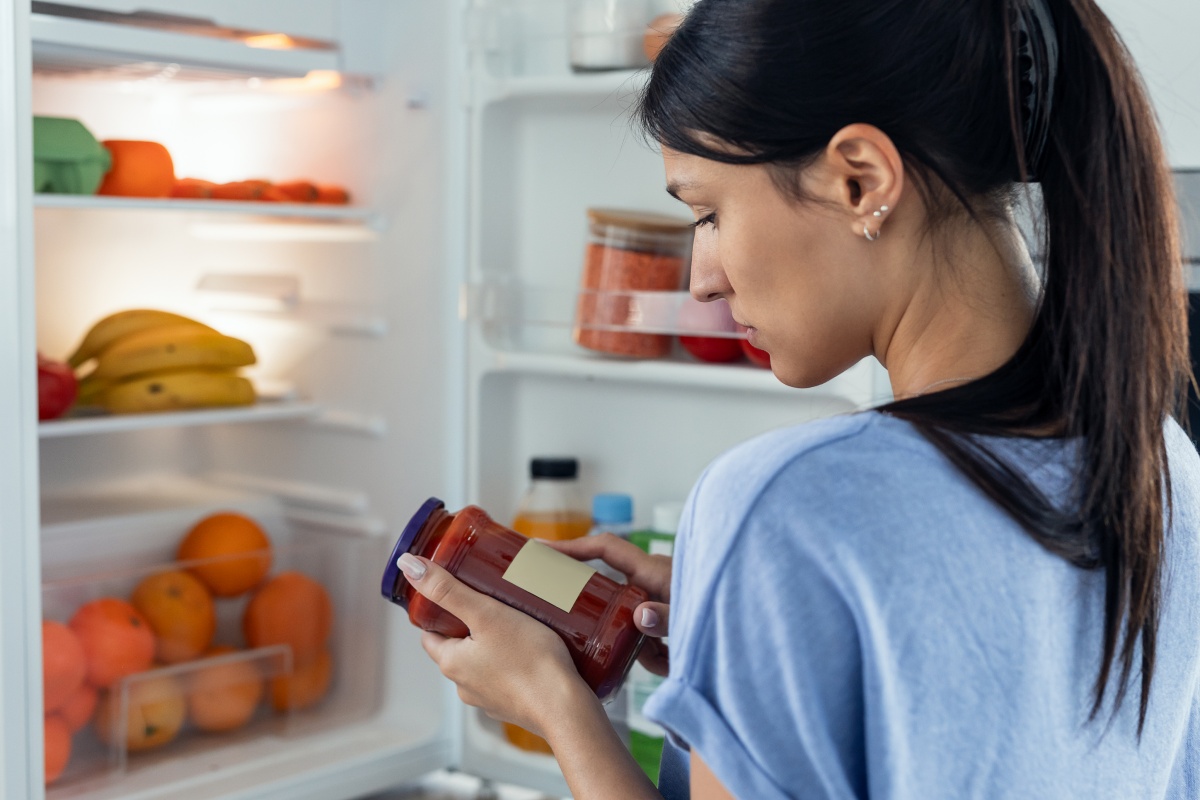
top-left (645, 412), bottom-right (1200, 799)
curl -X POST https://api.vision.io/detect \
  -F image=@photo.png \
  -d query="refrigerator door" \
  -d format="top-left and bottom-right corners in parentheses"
top-left (451, 1), bottom-right (879, 794)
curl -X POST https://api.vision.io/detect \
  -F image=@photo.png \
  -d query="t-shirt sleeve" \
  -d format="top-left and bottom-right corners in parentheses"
top-left (644, 474), bottom-right (869, 800)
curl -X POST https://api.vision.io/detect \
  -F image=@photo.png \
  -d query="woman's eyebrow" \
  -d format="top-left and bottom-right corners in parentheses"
top-left (666, 180), bottom-right (696, 201)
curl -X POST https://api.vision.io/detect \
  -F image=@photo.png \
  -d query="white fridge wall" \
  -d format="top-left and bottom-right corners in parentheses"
top-left (25, 0), bottom-right (470, 798)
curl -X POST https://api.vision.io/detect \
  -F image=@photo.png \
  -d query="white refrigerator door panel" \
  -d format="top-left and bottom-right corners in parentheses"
top-left (0, 2), bottom-right (41, 798)
top-left (1099, 0), bottom-right (1200, 168)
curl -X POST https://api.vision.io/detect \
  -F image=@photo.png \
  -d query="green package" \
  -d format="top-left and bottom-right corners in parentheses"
top-left (33, 116), bottom-right (111, 195)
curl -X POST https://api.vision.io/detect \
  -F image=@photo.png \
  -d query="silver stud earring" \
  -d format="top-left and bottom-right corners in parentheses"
top-left (864, 205), bottom-right (889, 241)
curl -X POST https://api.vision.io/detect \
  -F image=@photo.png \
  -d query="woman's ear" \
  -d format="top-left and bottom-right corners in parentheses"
top-left (823, 124), bottom-right (905, 241)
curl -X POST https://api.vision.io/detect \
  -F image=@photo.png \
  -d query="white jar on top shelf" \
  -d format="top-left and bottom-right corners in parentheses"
top-left (570, 0), bottom-right (653, 72)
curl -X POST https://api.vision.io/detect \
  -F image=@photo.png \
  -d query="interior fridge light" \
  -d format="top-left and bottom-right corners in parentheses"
top-left (243, 33), bottom-right (300, 51)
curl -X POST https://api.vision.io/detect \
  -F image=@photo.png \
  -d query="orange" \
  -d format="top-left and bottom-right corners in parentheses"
top-left (97, 141), bottom-right (175, 198)
top-left (177, 512), bottom-right (272, 597)
top-left (243, 571), bottom-right (332, 665)
top-left (68, 598), bottom-right (156, 688)
top-left (188, 646), bottom-right (264, 733)
top-left (94, 672), bottom-right (186, 752)
top-left (210, 180), bottom-right (272, 201)
top-left (269, 648), bottom-right (332, 712)
top-left (274, 180), bottom-right (318, 202)
top-left (315, 185), bottom-right (350, 204)
top-left (170, 178), bottom-right (215, 199)
top-left (59, 683), bottom-right (98, 733)
top-left (131, 570), bottom-right (216, 663)
top-left (42, 620), bottom-right (86, 713)
top-left (44, 715), bottom-right (71, 785)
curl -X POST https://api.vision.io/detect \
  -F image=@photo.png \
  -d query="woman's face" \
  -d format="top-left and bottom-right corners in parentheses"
top-left (663, 147), bottom-right (883, 388)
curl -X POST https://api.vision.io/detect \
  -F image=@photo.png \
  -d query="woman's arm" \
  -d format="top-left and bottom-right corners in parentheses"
top-left (401, 554), bottom-right (661, 798)
top-left (399, 554), bottom-right (735, 800)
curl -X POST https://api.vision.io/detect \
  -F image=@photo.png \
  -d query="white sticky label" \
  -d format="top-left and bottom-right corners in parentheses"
top-left (502, 539), bottom-right (597, 613)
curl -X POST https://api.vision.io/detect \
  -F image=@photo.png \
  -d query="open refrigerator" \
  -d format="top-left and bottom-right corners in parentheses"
top-left (0, 1), bottom-right (1196, 800)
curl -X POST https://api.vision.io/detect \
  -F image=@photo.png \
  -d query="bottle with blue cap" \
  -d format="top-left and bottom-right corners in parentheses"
top-left (588, 492), bottom-right (635, 580)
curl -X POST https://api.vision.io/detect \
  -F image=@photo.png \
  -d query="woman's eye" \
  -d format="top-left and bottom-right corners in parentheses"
top-left (690, 212), bottom-right (717, 229)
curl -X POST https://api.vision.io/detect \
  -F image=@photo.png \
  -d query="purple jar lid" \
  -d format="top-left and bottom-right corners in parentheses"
top-left (381, 497), bottom-right (445, 608)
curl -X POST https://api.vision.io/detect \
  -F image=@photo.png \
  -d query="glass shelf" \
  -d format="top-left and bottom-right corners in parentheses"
top-left (32, 11), bottom-right (339, 81)
top-left (34, 194), bottom-right (381, 227)
top-left (39, 401), bottom-right (321, 439)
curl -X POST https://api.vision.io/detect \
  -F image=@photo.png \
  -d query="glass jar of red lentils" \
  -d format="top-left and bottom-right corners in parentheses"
top-left (381, 498), bottom-right (647, 700)
top-left (573, 208), bottom-right (693, 358)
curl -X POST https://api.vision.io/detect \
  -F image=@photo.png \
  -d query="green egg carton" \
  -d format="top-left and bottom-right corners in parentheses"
top-left (33, 116), bottom-right (112, 195)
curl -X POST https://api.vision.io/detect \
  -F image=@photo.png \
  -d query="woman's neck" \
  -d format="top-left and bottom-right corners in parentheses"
top-left (878, 210), bottom-right (1040, 400)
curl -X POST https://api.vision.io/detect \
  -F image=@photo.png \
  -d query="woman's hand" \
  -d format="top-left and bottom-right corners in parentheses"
top-left (549, 534), bottom-right (672, 676)
top-left (397, 553), bottom-right (597, 737)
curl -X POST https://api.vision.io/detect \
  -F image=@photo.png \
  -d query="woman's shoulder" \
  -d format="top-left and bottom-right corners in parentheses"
top-left (693, 410), bottom-right (935, 509)
top-left (680, 412), bottom-right (943, 572)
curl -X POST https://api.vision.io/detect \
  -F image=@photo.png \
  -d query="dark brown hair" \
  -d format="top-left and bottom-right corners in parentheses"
top-left (639, 0), bottom-right (1190, 732)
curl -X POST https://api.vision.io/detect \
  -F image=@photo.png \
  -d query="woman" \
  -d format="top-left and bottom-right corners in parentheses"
top-left (396, 0), bottom-right (1200, 797)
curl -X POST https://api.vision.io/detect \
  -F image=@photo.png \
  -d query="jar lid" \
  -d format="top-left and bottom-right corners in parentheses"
top-left (381, 496), bottom-right (445, 607)
top-left (592, 493), bottom-right (633, 524)
top-left (652, 501), bottom-right (686, 535)
top-left (587, 208), bottom-right (693, 235)
top-left (530, 457), bottom-right (579, 479)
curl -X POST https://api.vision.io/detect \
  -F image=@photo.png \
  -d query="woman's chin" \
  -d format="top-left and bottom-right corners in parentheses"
top-left (771, 360), bottom-right (849, 390)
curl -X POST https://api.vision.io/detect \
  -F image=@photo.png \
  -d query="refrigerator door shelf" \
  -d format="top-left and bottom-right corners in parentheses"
top-left (474, 66), bottom-right (647, 105)
top-left (464, 284), bottom-right (745, 339)
top-left (32, 12), bottom-right (339, 82)
top-left (486, 348), bottom-right (882, 405)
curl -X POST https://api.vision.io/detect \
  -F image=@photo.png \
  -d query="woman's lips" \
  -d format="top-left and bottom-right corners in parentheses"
top-left (735, 321), bottom-right (761, 348)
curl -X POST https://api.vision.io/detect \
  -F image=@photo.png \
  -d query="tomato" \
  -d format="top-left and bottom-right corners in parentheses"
top-left (677, 299), bottom-right (741, 363)
top-left (741, 339), bottom-right (771, 369)
top-left (680, 335), bottom-right (743, 363)
top-left (734, 326), bottom-right (772, 369)
top-left (38, 354), bottom-right (77, 420)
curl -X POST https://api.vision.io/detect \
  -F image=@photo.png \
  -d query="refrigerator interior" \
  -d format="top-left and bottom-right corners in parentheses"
top-left (26, 0), bottom-right (886, 798)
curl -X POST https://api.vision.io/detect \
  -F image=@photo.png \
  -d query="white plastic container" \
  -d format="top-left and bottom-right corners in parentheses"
top-left (569, 0), bottom-right (652, 72)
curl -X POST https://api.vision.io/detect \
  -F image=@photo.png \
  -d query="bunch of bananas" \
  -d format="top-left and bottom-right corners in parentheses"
top-left (70, 310), bottom-right (257, 415)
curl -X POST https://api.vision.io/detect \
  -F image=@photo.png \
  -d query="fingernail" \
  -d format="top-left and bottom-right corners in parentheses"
top-left (398, 553), bottom-right (427, 580)
top-left (640, 608), bottom-right (659, 629)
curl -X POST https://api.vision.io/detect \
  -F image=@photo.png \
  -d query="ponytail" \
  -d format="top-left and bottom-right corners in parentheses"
top-left (1018, 0), bottom-right (1188, 729)
top-left (639, 0), bottom-right (1191, 733)
top-left (888, 0), bottom-right (1188, 732)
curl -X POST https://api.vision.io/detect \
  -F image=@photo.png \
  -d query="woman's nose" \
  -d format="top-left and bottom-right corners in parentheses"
top-left (688, 232), bottom-right (729, 302)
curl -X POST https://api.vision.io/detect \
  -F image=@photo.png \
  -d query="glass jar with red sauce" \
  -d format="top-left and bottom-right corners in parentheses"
top-left (381, 498), bottom-right (647, 700)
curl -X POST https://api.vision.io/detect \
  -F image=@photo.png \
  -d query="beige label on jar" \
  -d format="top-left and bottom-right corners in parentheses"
top-left (502, 540), bottom-right (597, 613)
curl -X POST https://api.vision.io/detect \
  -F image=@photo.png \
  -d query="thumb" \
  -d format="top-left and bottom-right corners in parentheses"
top-left (635, 601), bottom-right (670, 638)
top-left (397, 552), bottom-right (486, 630)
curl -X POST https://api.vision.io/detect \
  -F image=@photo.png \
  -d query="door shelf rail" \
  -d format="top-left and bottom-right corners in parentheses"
top-left (39, 400), bottom-right (321, 438)
top-left (484, 350), bottom-right (883, 406)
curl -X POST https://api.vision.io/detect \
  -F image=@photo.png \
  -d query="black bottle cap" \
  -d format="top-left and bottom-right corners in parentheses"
top-left (530, 457), bottom-right (578, 479)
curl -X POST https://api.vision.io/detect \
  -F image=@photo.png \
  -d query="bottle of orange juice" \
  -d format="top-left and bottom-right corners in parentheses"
top-left (510, 457), bottom-right (591, 541)
top-left (504, 456), bottom-right (591, 753)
